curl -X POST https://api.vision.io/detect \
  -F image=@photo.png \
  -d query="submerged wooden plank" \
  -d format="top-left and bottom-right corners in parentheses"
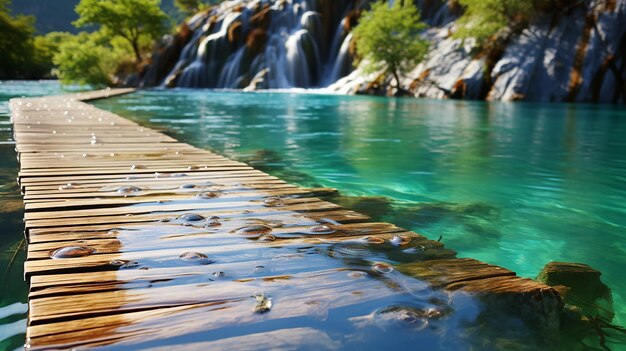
top-left (11, 89), bottom-right (562, 350)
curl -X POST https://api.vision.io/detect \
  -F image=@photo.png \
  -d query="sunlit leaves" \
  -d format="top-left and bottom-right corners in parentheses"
top-left (352, 1), bottom-right (429, 87)
top-left (454, 0), bottom-right (533, 45)
top-left (74, 0), bottom-right (168, 62)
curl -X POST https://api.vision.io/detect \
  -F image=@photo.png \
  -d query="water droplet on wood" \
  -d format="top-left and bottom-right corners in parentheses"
top-left (348, 271), bottom-right (367, 279)
top-left (308, 224), bottom-right (335, 234)
top-left (196, 192), bottom-right (219, 199)
top-left (390, 235), bottom-right (411, 246)
top-left (258, 234), bottom-right (276, 242)
top-left (263, 197), bottom-right (285, 207)
top-left (51, 246), bottom-right (96, 259)
top-left (117, 185), bottom-right (142, 194)
top-left (58, 183), bottom-right (80, 190)
top-left (175, 213), bottom-right (206, 222)
top-left (179, 251), bottom-right (213, 265)
top-left (372, 262), bottom-right (393, 274)
top-left (235, 225), bottom-right (272, 237)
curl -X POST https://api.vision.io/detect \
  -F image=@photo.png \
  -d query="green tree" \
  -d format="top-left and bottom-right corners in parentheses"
top-left (32, 32), bottom-right (73, 77)
top-left (74, 0), bottom-right (168, 63)
top-left (53, 32), bottom-right (121, 86)
top-left (174, 0), bottom-right (200, 14)
top-left (352, 1), bottom-right (429, 91)
top-left (454, 0), bottom-right (533, 45)
top-left (0, 0), bottom-right (39, 78)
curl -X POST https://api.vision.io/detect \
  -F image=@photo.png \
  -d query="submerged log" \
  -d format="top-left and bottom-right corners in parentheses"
top-left (399, 258), bottom-right (564, 332)
top-left (537, 261), bottom-right (614, 322)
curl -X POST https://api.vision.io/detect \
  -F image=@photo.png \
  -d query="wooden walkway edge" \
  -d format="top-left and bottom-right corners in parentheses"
top-left (10, 89), bottom-right (563, 350)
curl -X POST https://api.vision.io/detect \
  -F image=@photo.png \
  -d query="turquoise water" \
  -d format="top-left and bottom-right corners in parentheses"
top-left (0, 81), bottom-right (83, 351)
top-left (94, 89), bottom-right (626, 332)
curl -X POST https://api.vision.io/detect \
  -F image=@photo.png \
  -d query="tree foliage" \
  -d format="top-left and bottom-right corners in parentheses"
top-left (53, 32), bottom-right (122, 87)
top-left (174, 0), bottom-right (200, 14)
top-left (352, 0), bottom-right (429, 89)
top-left (0, 1), bottom-right (40, 78)
top-left (33, 32), bottom-right (74, 75)
top-left (454, 0), bottom-right (533, 45)
top-left (74, 0), bottom-right (168, 63)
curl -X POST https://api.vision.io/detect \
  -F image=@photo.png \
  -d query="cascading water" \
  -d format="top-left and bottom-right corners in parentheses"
top-left (147, 0), bottom-right (368, 90)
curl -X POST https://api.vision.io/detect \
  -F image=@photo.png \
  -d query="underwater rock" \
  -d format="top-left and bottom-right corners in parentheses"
top-left (240, 149), bottom-right (283, 169)
top-left (537, 262), bottom-right (614, 322)
top-left (327, 195), bottom-right (394, 220)
top-left (400, 258), bottom-right (564, 333)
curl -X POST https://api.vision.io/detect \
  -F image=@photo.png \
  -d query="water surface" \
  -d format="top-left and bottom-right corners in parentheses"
top-left (95, 89), bottom-right (626, 331)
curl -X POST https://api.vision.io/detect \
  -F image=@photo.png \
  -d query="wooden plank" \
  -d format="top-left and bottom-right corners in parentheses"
top-left (23, 187), bottom-right (326, 211)
top-left (25, 209), bottom-right (370, 243)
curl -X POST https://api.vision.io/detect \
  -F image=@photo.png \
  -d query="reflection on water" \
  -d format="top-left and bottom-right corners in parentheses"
top-left (25, 217), bottom-right (559, 350)
top-left (94, 90), bottom-right (626, 333)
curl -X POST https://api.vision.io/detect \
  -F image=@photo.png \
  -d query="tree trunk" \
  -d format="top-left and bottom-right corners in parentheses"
top-left (132, 39), bottom-right (142, 64)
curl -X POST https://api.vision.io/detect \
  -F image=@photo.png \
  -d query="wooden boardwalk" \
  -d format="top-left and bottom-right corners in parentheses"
top-left (10, 89), bottom-right (562, 350)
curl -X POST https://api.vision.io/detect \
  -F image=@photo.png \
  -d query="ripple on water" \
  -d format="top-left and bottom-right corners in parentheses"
top-left (109, 259), bottom-right (140, 269)
top-left (372, 262), bottom-right (394, 274)
top-left (372, 305), bottom-right (438, 331)
top-left (334, 244), bottom-right (370, 258)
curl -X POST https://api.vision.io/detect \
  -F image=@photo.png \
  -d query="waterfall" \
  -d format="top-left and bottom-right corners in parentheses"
top-left (148, 0), bottom-right (370, 90)
top-left (327, 32), bottom-right (354, 85)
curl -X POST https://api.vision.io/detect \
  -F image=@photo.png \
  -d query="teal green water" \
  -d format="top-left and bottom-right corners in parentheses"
top-left (94, 89), bottom-right (626, 331)
top-left (0, 81), bottom-right (83, 351)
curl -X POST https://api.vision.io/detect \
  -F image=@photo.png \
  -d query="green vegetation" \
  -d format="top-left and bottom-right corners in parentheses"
top-left (174, 0), bottom-right (201, 14)
top-left (352, 0), bottom-right (429, 91)
top-left (74, 0), bottom-right (168, 63)
top-left (174, 0), bottom-right (224, 15)
top-left (0, 0), bottom-right (42, 78)
top-left (32, 32), bottom-right (73, 76)
top-left (53, 32), bottom-right (120, 86)
top-left (454, 0), bottom-right (533, 45)
top-left (0, 0), bottom-right (169, 85)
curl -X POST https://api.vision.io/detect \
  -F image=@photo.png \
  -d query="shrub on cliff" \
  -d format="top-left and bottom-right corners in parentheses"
top-left (454, 0), bottom-right (533, 45)
top-left (352, 0), bottom-right (429, 92)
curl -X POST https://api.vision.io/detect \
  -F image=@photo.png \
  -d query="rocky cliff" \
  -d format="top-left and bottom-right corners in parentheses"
top-left (140, 0), bottom-right (626, 104)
